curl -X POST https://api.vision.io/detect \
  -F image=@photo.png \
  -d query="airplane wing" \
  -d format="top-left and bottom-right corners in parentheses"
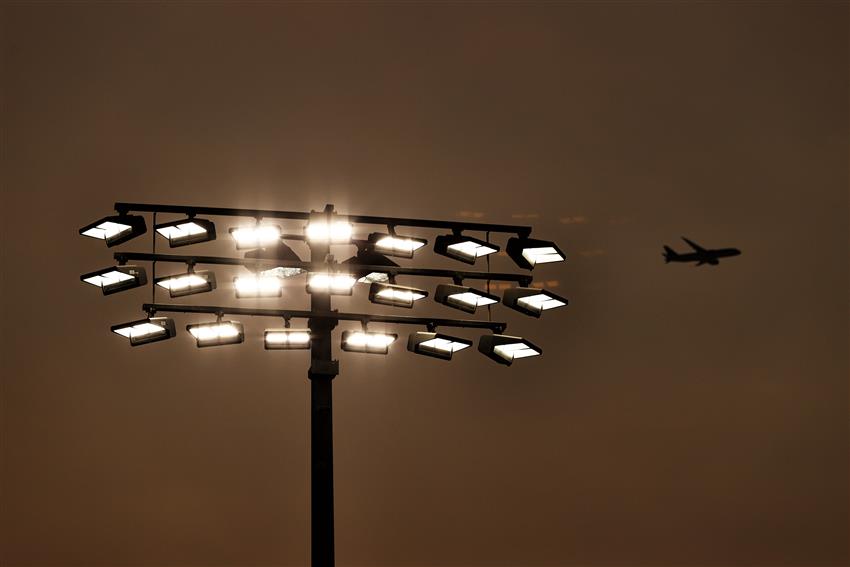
top-left (681, 237), bottom-right (707, 253)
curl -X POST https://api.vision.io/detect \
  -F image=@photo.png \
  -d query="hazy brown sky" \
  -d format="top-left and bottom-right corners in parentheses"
top-left (1, 2), bottom-right (847, 566)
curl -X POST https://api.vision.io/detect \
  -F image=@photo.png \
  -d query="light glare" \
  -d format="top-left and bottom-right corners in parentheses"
top-left (306, 220), bottom-right (353, 243)
top-left (230, 225), bottom-right (281, 249)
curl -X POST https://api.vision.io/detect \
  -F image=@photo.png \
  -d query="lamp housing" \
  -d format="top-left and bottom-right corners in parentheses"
top-left (234, 274), bottom-right (283, 298)
top-left (434, 284), bottom-right (499, 314)
top-left (368, 282), bottom-right (428, 308)
top-left (81, 265), bottom-right (147, 295)
top-left (506, 237), bottom-right (566, 269)
top-left (155, 217), bottom-right (216, 247)
top-left (502, 287), bottom-right (568, 317)
top-left (367, 232), bottom-right (427, 259)
top-left (307, 272), bottom-right (357, 295)
top-left (434, 234), bottom-right (499, 264)
top-left (186, 320), bottom-right (245, 348)
top-left (111, 317), bottom-right (176, 346)
top-left (79, 214), bottom-right (147, 247)
top-left (305, 213), bottom-right (352, 243)
top-left (341, 330), bottom-right (397, 354)
top-left (478, 334), bottom-right (542, 366)
top-left (264, 329), bottom-right (312, 350)
top-left (407, 331), bottom-right (472, 361)
top-left (229, 224), bottom-right (281, 249)
top-left (154, 269), bottom-right (216, 298)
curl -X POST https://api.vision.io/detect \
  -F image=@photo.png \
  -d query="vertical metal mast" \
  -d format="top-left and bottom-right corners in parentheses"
top-left (307, 204), bottom-right (338, 567)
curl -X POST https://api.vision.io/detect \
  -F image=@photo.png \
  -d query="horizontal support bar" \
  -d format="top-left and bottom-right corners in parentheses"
top-left (142, 303), bottom-right (507, 332)
top-left (114, 202), bottom-right (532, 236)
top-left (115, 252), bottom-right (533, 285)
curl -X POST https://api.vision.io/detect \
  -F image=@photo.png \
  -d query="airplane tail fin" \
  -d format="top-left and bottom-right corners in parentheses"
top-left (663, 246), bottom-right (677, 263)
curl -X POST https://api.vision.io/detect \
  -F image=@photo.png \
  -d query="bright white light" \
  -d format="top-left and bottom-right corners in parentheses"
top-left (265, 331), bottom-right (311, 346)
top-left (231, 225), bottom-right (281, 248)
top-left (156, 222), bottom-right (207, 240)
top-left (517, 294), bottom-right (567, 312)
top-left (113, 322), bottom-right (166, 339)
top-left (83, 270), bottom-right (135, 288)
top-left (447, 241), bottom-right (498, 260)
top-left (375, 288), bottom-right (426, 303)
top-left (344, 332), bottom-right (396, 348)
top-left (156, 274), bottom-right (208, 292)
top-left (308, 273), bottom-right (357, 294)
top-left (189, 323), bottom-right (240, 342)
top-left (374, 235), bottom-right (425, 256)
top-left (521, 246), bottom-right (564, 266)
top-left (447, 291), bottom-right (498, 309)
top-left (234, 275), bottom-right (282, 297)
top-left (420, 337), bottom-right (470, 353)
top-left (358, 272), bottom-right (390, 284)
top-left (494, 342), bottom-right (540, 361)
top-left (305, 220), bottom-right (353, 243)
top-left (81, 221), bottom-right (132, 241)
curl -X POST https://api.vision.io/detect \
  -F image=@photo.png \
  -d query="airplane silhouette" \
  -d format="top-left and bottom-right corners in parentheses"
top-left (663, 237), bottom-right (741, 266)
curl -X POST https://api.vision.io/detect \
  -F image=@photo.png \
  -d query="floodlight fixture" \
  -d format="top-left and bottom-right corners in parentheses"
top-left (80, 265), bottom-right (147, 295)
top-left (305, 213), bottom-right (353, 244)
top-left (367, 232), bottom-right (427, 259)
top-left (368, 282), bottom-right (428, 308)
top-left (154, 268), bottom-right (216, 298)
top-left (265, 329), bottom-right (312, 350)
top-left (186, 319), bottom-right (245, 348)
top-left (434, 233), bottom-right (499, 265)
top-left (155, 217), bottom-right (216, 247)
top-left (79, 214), bottom-right (147, 247)
top-left (478, 334), bottom-right (542, 365)
top-left (229, 223), bottom-right (281, 249)
top-left (502, 287), bottom-right (568, 317)
top-left (307, 272), bottom-right (357, 295)
top-left (506, 237), bottom-right (566, 269)
top-left (407, 331), bottom-right (472, 361)
top-left (434, 283), bottom-right (499, 314)
top-left (341, 329), bottom-right (397, 354)
top-left (234, 274), bottom-right (283, 298)
top-left (111, 317), bottom-right (176, 346)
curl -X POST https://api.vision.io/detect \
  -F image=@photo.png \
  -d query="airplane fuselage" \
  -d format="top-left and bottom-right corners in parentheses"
top-left (663, 239), bottom-right (741, 266)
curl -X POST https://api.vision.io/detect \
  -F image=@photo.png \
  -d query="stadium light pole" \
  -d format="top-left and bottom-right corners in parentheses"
top-left (80, 201), bottom-right (567, 567)
top-left (308, 204), bottom-right (338, 566)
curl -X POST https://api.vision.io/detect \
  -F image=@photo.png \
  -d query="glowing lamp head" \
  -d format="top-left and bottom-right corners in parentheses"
top-left (434, 284), bottom-right (499, 314)
top-left (229, 224), bottom-right (281, 249)
top-left (305, 215), bottom-right (353, 243)
top-left (367, 232), bottom-right (427, 259)
top-left (234, 274), bottom-right (282, 298)
top-left (506, 237), bottom-right (566, 269)
top-left (341, 330), bottom-right (398, 354)
top-left (155, 270), bottom-right (216, 298)
top-left (80, 265), bottom-right (147, 295)
top-left (368, 282), bottom-right (428, 308)
top-left (186, 320), bottom-right (244, 348)
top-left (79, 214), bottom-right (147, 247)
top-left (155, 218), bottom-right (216, 247)
top-left (307, 272), bottom-right (357, 295)
top-left (434, 234), bottom-right (499, 265)
top-left (264, 329), bottom-right (312, 350)
top-left (111, 317), bottom-right (176, 346)
top-left (478, 334), bottom-right (542, 366)
top-left (502, 287), bottom-right (568, 318)
top-left (407, 331), bottom-right (472, 361)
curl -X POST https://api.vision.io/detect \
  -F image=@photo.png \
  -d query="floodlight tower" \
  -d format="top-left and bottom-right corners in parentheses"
top-left (79, 201), bottom-right (568, 567)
